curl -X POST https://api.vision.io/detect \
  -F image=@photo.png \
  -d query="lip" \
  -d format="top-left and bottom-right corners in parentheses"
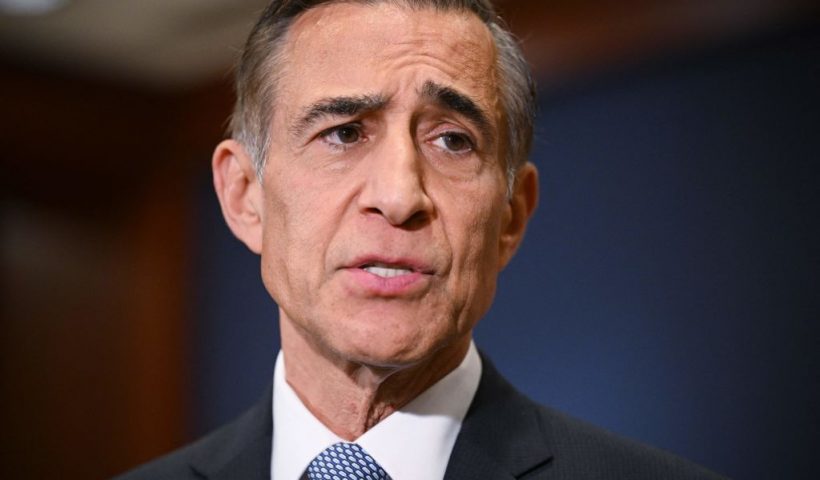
top-left (341, 255), bottom-right (435, 297)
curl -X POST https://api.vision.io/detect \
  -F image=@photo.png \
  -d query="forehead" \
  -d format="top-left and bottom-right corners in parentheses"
top-left (275, 2), bottom-right (499, 118)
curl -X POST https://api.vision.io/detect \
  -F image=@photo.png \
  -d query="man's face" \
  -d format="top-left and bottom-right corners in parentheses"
top-left (256, 3), bottom-right (526, 366)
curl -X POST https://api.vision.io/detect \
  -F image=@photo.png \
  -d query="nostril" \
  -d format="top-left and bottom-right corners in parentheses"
top-left (363, 206), bottom-right (384, 216)
top-left (360, 205), bottom-right (430, 231)
top-left (399, 210), bottom-right (430, 231)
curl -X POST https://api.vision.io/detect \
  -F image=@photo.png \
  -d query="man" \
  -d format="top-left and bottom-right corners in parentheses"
top-left (117, 0), bottom-right (726, 478)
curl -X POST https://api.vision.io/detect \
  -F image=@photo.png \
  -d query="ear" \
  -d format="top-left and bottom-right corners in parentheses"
top-left (212, 139), bottom-right (264, 254)
top-left (498, 161), bottom-right (538, 269)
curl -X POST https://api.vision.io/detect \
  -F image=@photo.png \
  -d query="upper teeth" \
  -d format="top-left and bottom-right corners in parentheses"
top-left (363, 265), bottom-right (413, 278)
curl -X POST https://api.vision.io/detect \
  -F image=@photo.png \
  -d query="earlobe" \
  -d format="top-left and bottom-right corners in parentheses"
top-left (212, 139), bottom-right (264, 254)
top-left (498, 162), bottom-right (539, 269)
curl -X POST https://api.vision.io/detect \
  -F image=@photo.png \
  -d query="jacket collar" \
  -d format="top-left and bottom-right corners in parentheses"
top-left (444, 354), bottom-right (554, 479)
top-left (188, 383), bottom-right (273, 480)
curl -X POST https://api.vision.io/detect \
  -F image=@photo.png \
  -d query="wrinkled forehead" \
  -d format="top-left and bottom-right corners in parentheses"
top-left (285, 2), bottom-right (497, 68)
top-left (275, 2), bottom-right (500, 119)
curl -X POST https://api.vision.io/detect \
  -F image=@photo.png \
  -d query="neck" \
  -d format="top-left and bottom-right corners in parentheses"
top-left (279, 315), bottom-right (470, 440)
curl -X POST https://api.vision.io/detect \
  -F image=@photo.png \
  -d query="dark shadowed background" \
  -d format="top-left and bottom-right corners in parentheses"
top-left (2, 1), bottom-right (818, 479)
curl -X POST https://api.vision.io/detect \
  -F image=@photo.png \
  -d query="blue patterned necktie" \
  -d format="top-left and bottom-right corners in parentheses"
top-left (305, 442), bottom-right (391, 480)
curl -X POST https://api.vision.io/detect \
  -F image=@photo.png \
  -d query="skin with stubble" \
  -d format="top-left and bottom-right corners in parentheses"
top-left (212, 2), bottom-right (538, 440)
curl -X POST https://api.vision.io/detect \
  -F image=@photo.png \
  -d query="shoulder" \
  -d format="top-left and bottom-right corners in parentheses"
top-left (455, 354), bottom-right (728, 479)
top-left (111, 420), bottom-right (238, 480)
top-left (533, 403), bottom-right (727, 479)
top-left (112, 385), bottom-right (273, 480)
top-left (111, 438), bottom-right (204, 480)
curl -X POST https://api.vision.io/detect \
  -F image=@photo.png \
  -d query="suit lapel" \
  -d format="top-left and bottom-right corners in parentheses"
top-left (189, 384), bottom-right (273, 480)
top-left (204, 435), bottom-right (272, 480)
top-left (444, 354), bottom-right (553, 480)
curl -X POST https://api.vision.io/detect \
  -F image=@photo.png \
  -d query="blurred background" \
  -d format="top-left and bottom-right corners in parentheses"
top-left (2, 0), bottom-right (818, 478)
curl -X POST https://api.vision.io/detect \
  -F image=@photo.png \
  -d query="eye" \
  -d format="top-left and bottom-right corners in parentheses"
top-left (320, 124), bottom-right (362, 146)
top-left (432, 132), bottom-right (473, 153)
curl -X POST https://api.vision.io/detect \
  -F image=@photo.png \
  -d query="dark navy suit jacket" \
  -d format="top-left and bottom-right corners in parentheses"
top-left (114, 355), bottom-right (727, 479)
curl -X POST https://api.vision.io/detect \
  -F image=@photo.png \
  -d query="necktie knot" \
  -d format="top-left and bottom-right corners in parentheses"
top-left (306, 442), bottom-right (391, 480)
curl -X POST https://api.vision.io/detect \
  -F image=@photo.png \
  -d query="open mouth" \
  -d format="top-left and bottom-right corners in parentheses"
top-left (359, 263), bottom-right (415, 278)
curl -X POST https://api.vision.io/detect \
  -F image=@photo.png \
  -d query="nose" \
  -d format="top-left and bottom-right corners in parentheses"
top-left (357, 131), bottom-right (433, 227)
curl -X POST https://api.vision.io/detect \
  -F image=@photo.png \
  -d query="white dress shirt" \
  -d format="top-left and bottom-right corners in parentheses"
top-left (271, 341), bottom-right (482, 480)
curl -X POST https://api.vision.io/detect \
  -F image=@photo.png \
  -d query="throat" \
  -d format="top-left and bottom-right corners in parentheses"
top-left (290, 367), bottom-right (400, 440)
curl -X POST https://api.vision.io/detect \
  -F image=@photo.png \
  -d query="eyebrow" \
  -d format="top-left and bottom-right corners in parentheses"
top-left (421, 80), bottom-right (494, 142)
top-left (289, 82), bottom-right (494, 142)
top-left (291, 94), bottom-right (388, 137)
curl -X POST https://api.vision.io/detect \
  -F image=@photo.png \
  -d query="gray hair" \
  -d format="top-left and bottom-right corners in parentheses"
top-left (229, 0), bottom-right (536, 191)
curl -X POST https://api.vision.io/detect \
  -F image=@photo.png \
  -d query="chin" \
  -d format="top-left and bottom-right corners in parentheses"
top-left (331, 337), bottom-right (430, 369)
top-left (326, 319), bottom-right (448, 369)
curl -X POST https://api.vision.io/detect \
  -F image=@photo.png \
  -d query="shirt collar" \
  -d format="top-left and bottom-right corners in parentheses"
top-left (271, 341), bottom-right (482, 480)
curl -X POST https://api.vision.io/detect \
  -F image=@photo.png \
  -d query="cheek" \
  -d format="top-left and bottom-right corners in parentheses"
top-left (442, 187), bottom-right (506, 291)
top-left (258, 174), bottom-right (322, 300)
top-left (439, 205), bottom-right (503, 333)
top-left (466, 210), bottom-right (504, 290)
top-left (259, 168), bottom-right (353, 287)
